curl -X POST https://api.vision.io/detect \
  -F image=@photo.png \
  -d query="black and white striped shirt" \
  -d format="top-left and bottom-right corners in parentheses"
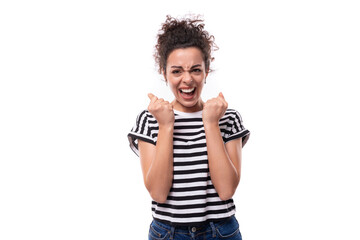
top-left (128, 108), bottom-right (250, 226)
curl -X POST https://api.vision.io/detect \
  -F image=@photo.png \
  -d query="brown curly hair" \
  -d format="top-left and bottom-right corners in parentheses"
top-left (154, 15), bottom-right (217, 74)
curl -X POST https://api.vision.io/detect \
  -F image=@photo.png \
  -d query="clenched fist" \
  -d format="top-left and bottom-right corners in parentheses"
top-left (202, 92), bottom-right (228, 125)
top-left (148, 93), bottom-right (175, 127)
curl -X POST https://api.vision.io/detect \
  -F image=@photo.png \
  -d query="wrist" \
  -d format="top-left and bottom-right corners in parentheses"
top-left (203, 121), bottom-right (219, 129)
top-left (158, 123), bottom-right (174, 131)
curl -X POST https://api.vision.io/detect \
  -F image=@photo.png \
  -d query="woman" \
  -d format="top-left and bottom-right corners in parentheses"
top-left (128, 15), bottom-right (250, 240)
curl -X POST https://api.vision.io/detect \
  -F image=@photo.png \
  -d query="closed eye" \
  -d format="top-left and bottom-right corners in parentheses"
top-left (191, 68), bottom-right (202, 75)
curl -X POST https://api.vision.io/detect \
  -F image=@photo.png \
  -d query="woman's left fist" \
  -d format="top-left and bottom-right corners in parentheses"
top-left (202, 92), bottom-right (228, 125)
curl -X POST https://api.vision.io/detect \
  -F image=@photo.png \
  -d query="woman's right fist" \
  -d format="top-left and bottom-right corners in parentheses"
top-left (147, 93), bottom-right (175, 127)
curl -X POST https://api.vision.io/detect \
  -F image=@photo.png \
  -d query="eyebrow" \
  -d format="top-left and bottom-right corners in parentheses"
top-left (170, 64), bottom-right (202, 69)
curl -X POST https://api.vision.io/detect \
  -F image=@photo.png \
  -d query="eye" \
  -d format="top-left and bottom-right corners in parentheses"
top-left (191, 68), bottom-right (202, 74)
top-left (171, 69), bottom-right (182, 75)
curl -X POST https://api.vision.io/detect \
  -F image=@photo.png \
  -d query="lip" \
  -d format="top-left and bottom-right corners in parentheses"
top-left (179, 87), bottom-right (195, 90)
top-left (178, 87), bottom-right (196, 100)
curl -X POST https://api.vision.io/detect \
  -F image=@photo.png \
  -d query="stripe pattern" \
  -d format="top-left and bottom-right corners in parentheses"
top-left (128, 109), bottom-right (250, 226)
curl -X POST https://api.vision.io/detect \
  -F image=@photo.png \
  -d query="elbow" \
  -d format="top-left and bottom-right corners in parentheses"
top-left (144, 179), bottom-right (171, 203)
top-left (217, 180), bottom-right (240, 201)
top-left (149, 191), bottom-right (168, 203)
top-left (218, 190), bottom-right (235, 201)
top-left (145, 184), bottom-right (169, 203)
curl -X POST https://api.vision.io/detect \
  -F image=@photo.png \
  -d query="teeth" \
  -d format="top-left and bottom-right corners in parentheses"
top-left (181, 88), bottom-right (195, 93)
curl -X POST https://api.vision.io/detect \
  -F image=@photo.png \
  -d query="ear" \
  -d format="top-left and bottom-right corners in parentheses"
top-left (162, 70), bottom-right (167, 82)
top-left (204, 70), bottom-right (209, 84)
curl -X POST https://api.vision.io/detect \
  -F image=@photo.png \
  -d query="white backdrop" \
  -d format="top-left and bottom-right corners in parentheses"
top-left (1, 0), bottom-right (359, 239)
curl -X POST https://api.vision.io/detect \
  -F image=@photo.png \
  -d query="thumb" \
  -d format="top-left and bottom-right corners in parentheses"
top-left (148, 93), bottom-right (156, 101)
top-left (218, 92), bottom-right (225, 99)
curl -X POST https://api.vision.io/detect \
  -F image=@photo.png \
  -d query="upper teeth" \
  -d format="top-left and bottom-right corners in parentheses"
top-left (181, 88), bottom-right (195, 93)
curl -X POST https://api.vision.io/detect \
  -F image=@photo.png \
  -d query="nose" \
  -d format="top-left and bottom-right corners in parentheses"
top-left (182, 71), bottom-right (193, 84)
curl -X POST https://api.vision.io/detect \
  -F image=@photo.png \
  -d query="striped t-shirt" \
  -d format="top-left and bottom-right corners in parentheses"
top-left (128, 108), bottom-right (250, 226)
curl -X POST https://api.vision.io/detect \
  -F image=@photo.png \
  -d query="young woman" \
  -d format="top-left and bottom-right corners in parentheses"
top-left (128, 15), bottom-right (250, 240)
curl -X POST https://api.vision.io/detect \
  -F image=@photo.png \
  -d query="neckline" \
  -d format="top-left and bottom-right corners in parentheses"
top-left (173, 109), bottom-right (203, 117)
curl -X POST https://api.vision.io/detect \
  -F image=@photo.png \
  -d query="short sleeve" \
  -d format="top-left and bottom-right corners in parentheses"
top-left (127, 110), bottom-right (158, 157)
top-left (223, 109), bottom-right (250, 147)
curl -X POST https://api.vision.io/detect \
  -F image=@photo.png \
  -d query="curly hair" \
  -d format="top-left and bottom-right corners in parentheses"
top-left (154, 15), bottom-right (217, 74)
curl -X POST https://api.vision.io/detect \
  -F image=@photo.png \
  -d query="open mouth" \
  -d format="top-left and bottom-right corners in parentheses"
top-left (179, 87), bottom-right (196, 99)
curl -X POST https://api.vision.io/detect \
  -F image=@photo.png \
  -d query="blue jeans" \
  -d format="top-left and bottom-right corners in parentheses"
top-left (148, 215), bottom-right (242, 240)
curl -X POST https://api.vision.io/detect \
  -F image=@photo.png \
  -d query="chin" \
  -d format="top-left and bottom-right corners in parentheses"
top-left (178, 99), bottom-right (201, 109)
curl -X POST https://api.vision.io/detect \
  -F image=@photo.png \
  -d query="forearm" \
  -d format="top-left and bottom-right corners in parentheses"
top-left (204, 123), bottom-right (239, 200)
top-left (146, 125), bottom-right (174, 202)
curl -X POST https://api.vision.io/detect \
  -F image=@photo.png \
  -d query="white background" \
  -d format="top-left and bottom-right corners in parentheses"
top-left (1, 0), bottom-right (359, 239)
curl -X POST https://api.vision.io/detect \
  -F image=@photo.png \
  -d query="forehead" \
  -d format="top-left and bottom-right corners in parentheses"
top-left (167, 47), bottom-right (204, 68)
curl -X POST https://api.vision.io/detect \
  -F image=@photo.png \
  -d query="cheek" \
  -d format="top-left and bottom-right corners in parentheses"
top-left (168, 82), bottom-right (179, 94)
top-left (196, 78), bottom-right (205, 88)
top-left (168, 77), bottom-right (180, 88)
top-left (171, 85), bottom-right (178, 94)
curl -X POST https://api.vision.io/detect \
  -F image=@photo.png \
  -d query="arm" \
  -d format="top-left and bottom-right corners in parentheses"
top-left (203, 92), bottom-right (242, 201)
top-left (204, 124), bottom-right (242, 201)
top-left (138, 94), bottom-right (174, 203)
top-left (138, 125), bottom-right (174, 203)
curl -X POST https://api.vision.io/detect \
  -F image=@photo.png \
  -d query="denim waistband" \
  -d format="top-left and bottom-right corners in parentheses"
top-left (151, 216), bottom-right (235, 239)
top-left (150, 215), bottom-right (241, 240)
top-left (153, 216), bottom-right (231, 231)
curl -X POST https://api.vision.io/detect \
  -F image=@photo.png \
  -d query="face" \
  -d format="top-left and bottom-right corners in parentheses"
top-left (164, 47), bottom-right (208, 113)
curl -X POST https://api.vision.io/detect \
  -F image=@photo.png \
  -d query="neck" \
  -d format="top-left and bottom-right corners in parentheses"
top-left (172, 99), bottom-right (204, 113)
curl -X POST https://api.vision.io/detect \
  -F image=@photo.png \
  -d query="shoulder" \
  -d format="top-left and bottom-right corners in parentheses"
top-left (136, 109), bottom-right (151, 118)
top-left (225, 108), bottom-right (240, 115)
top-left (135, 109), bottom-right (157, 123)
top-left (222, 109), bottom-right (243, 121)
top-left (222, 108), bottom-right (250, 145)
top-left (129, 110), bottom-right (158, 147)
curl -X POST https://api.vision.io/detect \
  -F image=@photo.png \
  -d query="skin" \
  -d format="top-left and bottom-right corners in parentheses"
top-left (138, 47), bottom-right (242, 202)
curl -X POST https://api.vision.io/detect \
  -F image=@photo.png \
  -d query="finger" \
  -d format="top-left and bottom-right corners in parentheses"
top-left (218, 92), bottom-right (225, 100)
top-left (163, 101), bottom-right (173, 110)
top-left (148, 93), bottom-right (158, 103)
top-left (218, 92), bottom-right (227, 106)
top-left (202, 101), bottom-right (207, 108)
top-left (154, 98), bottom-right (164, 105)
top-left (164, 101), bottom-right (173, 110)
top-left (148, 93), bottom-right (154, 100)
